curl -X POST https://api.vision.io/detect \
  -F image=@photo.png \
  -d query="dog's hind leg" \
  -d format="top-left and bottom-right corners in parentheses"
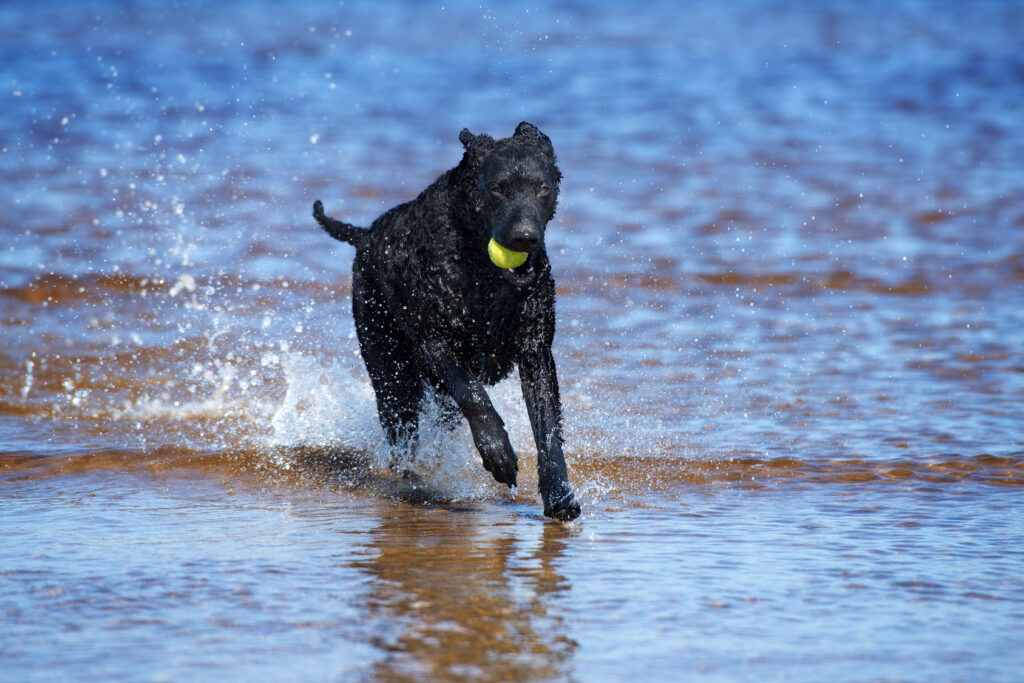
top-left (360, 336), bottom-right (423, 474)
top-left (352, 278), bottom-right (422, 470)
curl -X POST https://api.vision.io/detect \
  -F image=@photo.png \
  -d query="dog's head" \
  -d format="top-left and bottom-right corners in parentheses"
top-left (460, 122), bottom-right (561, 286)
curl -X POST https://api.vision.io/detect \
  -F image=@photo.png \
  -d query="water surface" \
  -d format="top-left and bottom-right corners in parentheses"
top-left (3, 1), bottom-right (1024, 680)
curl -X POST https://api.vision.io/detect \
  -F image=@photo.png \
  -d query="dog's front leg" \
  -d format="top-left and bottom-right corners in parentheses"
top-left (420, 341), bottom-right (519, 488)
top-left (519, 347), bottom-right (581, 522)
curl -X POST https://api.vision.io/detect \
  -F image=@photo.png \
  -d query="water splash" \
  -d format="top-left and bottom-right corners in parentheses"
top-left (266, 351), bottom-right (380, 452)
top-left (253, 349), bottom-right (539, 503)
top-left (20, 360), bottom-right (34, 401)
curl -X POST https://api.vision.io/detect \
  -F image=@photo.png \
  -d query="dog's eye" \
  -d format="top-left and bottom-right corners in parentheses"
top-left (490, 185), bottom-right (503, 197)
top-left (538, 184), bottom-right (550, 197)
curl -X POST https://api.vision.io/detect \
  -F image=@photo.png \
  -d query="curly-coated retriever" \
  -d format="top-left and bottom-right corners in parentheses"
top-left (312, 122), bottom-right (580, 521)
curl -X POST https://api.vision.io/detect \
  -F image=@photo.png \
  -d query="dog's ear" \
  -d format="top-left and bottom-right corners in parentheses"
top-left (514, 121), bottom-right (542, 138)
top-left (514, 121), bottom-right (554, 156)
top-left (460, 128), bottom-right (494, 155)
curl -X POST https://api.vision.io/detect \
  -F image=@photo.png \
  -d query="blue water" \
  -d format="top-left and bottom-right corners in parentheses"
top-left (3, 1), bottom-right (1024, 680)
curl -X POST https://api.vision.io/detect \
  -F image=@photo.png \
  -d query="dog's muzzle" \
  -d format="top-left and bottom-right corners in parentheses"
top-left (501, 250), bottom-right (538, 286)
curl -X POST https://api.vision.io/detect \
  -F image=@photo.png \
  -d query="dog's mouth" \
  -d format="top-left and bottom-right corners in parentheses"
top-left (501, 250), bottom-right (537, 286)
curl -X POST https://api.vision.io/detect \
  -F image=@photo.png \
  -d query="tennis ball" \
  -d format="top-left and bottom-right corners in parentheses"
top-left (488, 238), bottom-right (528, 270)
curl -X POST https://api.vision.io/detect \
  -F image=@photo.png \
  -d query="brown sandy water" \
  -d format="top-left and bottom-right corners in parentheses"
top-left (3, 0), bottom-right (1024, 680)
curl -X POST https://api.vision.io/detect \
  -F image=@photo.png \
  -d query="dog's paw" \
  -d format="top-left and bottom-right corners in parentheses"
top-left (473, 429), bottom-right (518, 488)
top-left (543, 486), bottom-right (581, 522)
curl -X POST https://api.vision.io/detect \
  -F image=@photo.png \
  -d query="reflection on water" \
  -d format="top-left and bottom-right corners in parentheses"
top-left (356, 512), bottom-right (575, 682)
top-left (5, 461), bottom-right (1022, 681)
top-left (3, 0), bottom-right (1024, 679)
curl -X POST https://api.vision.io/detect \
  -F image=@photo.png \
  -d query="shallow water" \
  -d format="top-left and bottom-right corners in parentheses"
top-left (3, 0), bottom-right (1024, 680)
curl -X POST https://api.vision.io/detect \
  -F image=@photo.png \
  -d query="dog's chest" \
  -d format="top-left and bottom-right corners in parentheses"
top-left (459, 286), bottom-right (525, 380)
top-left (462, 286), bottom-right (524, 340)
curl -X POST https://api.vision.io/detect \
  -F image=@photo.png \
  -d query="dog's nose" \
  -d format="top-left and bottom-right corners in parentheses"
top-left (504, 226), bottom-right (541, 253)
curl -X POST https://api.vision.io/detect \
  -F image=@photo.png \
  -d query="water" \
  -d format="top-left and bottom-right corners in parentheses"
top-left (3, 0), bottom-right (1024, 680)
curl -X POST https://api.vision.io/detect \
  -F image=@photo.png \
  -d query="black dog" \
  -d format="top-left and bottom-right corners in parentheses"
top-left (312, 122), bottom-right (580, 521)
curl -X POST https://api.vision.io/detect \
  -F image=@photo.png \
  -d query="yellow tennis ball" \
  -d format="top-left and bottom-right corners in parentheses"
top-left (487, 238), bottom-right (528, 270)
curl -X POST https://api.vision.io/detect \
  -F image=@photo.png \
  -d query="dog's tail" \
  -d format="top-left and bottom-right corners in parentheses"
top-left (313, 200), bottom-right (369, 248)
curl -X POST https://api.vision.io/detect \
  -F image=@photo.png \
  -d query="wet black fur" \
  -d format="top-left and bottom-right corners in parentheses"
top-left (312, 122), bottom-right (580, 521)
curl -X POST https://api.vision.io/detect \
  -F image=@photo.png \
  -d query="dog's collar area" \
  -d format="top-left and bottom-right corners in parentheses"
top-left (501, 250), bottom-right (537, 286)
